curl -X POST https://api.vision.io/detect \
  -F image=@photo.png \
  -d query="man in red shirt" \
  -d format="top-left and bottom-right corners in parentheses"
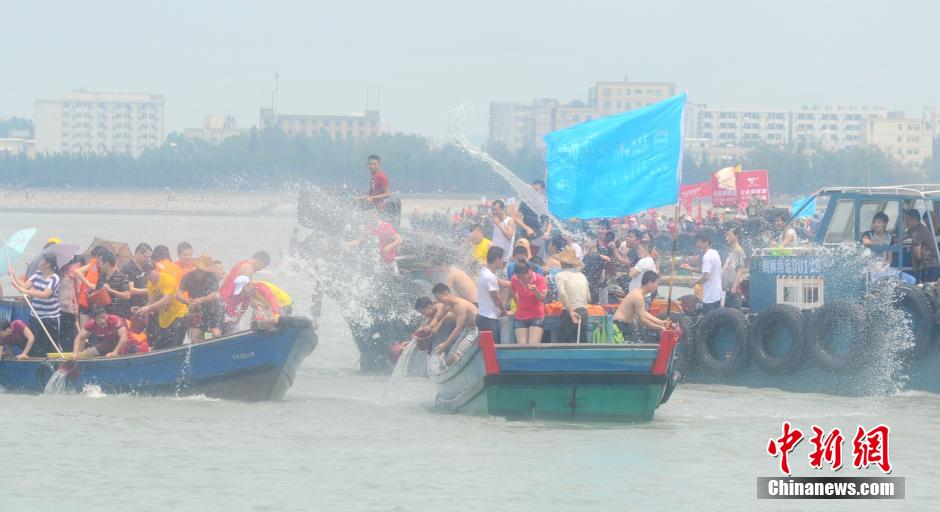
top-left (0, 319), bottom-right (36, 359)
top-left (73, 307), bottom-right (129, 358)
top-left (346, 213), bottom-right (402, 275)
top-left (365, 154), bottom-right (391, 209)
top-left (373, 218), bottom-right (401, 275)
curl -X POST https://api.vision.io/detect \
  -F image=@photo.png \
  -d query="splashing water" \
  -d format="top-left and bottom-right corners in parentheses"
top-left (809, 244), bottom-right (913, 395)
top-left (446, 119), bottom-right (572, 239)
top-left (381, 341), bottom-right (419, 404)
top-left (175, 345), bottom-right (194, 395)
top-left (43, 370), bottom-right (75, 395)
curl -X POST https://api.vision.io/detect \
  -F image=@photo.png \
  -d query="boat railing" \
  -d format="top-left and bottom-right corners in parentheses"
top-left (818, 184), bottom-right (940, 198)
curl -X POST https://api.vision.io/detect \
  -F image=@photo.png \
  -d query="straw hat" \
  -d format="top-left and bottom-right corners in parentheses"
top-left (193, 254), bottom-right (216, 273)
top-left (555, 247), bottom-right (581, 267)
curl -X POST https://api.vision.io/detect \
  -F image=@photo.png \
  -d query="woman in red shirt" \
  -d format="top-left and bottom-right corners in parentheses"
top-left (510, 261), bottom-right (547, 345)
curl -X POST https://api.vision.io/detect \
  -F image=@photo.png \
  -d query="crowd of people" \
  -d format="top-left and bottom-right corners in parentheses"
top-left (410, 186), bottom-right (817, 368)
top-left (1, 239), bottom-right (291, 360)
top-left (347, 156), bottom-right (822, 369)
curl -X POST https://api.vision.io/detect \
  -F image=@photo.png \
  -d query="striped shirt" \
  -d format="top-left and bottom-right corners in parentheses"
top-left (29, 272), bottom-right (60, 318)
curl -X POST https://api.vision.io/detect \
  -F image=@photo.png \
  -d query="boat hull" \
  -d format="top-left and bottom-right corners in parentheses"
top-left (0, 316), bottom-right (317, 401)
top-left (432, 331), bottom-right (680, 422)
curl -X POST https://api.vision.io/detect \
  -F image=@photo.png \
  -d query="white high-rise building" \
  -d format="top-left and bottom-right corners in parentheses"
top-left (686, 103), bottom-right (887, 150)
top-left (35, 90), bottom-right (165, 157)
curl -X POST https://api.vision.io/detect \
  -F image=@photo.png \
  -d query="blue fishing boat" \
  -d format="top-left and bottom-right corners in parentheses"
top-left (430, 330), bottom-right (681, 421)
top-left (1, 298), bottom-right (317, 401)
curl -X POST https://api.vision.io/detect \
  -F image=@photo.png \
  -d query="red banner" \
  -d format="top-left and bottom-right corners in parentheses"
top-left (710, 173), bottom-right (738, 207)
top-left (735, 170), bottom-right (770, 210)
top-left (710, 170), bottom-right (771, 209)
top-left (680, 182), bottom-right (712, 212)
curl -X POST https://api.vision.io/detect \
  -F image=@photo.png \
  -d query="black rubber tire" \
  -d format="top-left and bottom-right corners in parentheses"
top-left (669, 313), bottom-right (695, 375)
top-left (893, 283), bottom-right (933, 360)
top-left (810, 300), bottom-right (867, 370)
top-left (748, 304), bottom-right (806, 373)
top-left (694, 307), bottom-right (749, 374)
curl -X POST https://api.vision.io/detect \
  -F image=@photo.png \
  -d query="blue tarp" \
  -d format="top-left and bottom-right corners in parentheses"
top-left (544, 92), bottom-right (686, 219)
top-left (791, 195), bottom-right (816, 219)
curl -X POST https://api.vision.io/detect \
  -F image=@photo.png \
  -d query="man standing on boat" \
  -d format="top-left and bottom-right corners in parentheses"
top-left (490, 199), bottom-right (516, 261)
top-left (431, 283), bottom-right (479, 366)
top-left (904, 208), bottom-right (940, 282)
top-left (364, 154), bottom-right (391, 210)
top-left (682, 232), bottom-right (722, 314)
top-left (476, 246), bottom-right (509, 342)
top-left (555, 248), bottom-right (590, 343)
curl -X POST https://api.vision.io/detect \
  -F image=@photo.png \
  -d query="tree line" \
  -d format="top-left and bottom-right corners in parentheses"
top-left (0, 122), bottom-right (936, 195)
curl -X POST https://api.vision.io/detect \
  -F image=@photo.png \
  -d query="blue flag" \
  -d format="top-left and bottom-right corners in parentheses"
top-left (791, 195), bottom-right (816, 219)
top-left (544, 92), bottom-right (686, 219)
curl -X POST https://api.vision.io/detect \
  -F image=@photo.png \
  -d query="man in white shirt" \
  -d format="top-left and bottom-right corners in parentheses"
top-left (684, 231), bottom-right (723, 313)
top-left (490, 199), bottom-right (516, 259)
top-left (476, 245), bottom-right (509, 343)
top-left (628, 241), bottom-right (657, 292)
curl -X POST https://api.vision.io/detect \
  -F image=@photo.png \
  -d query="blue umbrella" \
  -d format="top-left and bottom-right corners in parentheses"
top-left (0, 228), bottom-right (37, 272)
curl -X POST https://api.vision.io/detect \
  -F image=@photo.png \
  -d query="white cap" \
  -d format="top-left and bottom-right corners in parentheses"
top-left (233, 275), bottom-right (250, 296)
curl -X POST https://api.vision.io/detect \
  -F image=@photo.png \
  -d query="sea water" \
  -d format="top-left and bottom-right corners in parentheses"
top-left (0, 210), bottom-right (937, 512)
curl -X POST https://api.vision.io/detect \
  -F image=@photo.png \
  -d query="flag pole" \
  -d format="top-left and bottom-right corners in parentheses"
top-left (665, 201), bottom-right (680, 320)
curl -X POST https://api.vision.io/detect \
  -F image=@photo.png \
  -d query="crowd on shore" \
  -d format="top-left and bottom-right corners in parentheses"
top-left (1, 240), bottom-right (292, 360)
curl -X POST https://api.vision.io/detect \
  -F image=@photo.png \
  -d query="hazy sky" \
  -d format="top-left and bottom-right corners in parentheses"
top-left (3, 0), bottom-right (938, 140)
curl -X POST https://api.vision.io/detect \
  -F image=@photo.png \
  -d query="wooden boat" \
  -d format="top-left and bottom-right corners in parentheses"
top-left (1, 298), bottom-right (317, 401)
top-left (430, 329), bottom-right (681, 421)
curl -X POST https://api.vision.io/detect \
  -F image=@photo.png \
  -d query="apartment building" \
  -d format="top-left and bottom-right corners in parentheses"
top-left (686, 103), bottom-right (887, 150)
top-left (35, 90), bottom-right (165, 157)
top-left (489, 77), bottom-right (676, 150)
top-left (861, 111), bottom-right (934, 167)
top-left (183, 115), bottom-right (249, 144)
top-left (260, 108), bottom-right (381, 141)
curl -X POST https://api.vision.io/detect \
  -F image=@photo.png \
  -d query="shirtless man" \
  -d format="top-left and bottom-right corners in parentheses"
top-left (414, 296), bottom-right (450, 335)
top-left (612, 270), bottom-right (667, 343)
top-left (431, 283), bottom-right (479, 366)
top-left (431, 259), bottom-right (477, 304)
